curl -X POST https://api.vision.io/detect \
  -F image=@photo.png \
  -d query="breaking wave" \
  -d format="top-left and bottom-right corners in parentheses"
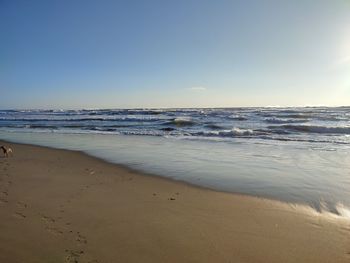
top-left (0, 107), bottom-right (349, 145)
top-left (164, 117), bottom-right (197, 127)
top-left (269, 125), bottom-right (350, 135)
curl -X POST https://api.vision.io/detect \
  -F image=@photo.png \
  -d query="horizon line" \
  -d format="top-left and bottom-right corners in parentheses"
top-left (1, 105), bottom-right (350, 111)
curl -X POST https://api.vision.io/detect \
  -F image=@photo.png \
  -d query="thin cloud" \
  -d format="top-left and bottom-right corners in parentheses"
top-left (189, 86), bottom-right (207, 91)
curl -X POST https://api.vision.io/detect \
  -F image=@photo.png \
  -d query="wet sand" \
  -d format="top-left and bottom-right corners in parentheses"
top-left (0, 140), bottom-right (349, 263)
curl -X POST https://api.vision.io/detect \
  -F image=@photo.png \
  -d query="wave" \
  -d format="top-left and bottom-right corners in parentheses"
top-left (260, 112), bottom-right (348, 122)
top-left (274, 114), bottom-right (312, 119)
top-left (2, 125), bottom-right (349, 145)
top-left (160, 127), bottom-right (176, 131)
top-left (195, 128), bottom-right (256, 137)
top-left (257, 136), bottom-right (350, 145)
top-left (0, 117), bottom-right (163, 123)
top-left (264, 118), bottom-right (307, 124)
top-left (268, 125), bottom-right (350, 135)
top-left (85, 127), bottom-right (118, 132)
top-left (0, 118), bottom-right (106, 122)
top-left (227, 115), bottom-right (248, 121)
top-left (164, 117), bottom-right (197, 127)
top-left (314, 115), bottom-right (349, 122)
top-left (27, 125), bottom-right (59, 129)
top-left (1, 107), bottom-right (349, 146)
top-left (101, 110), bottom-right (164, 116)
top-left (204, 124), bottom-right (224, 130)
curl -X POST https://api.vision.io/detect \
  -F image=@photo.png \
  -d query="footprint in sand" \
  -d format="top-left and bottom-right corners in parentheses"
top-left (64, 249), bottom-right (99, 263)
top-left (17, 201), bottom-right (27, 209)
top-left (85, 168), bottom-right (95, 175)
top-left (76, 232), bottom-right (88, 245)
top-left (40, 212), bottom-right (85, 248)
top-left (41, 215), bottom-right (56, 223)
top-left (40, 214), bottom-right (66, 236)
top-left (65, 249), bottom-right (83, 263)
top-left (0, 197), bottom-right (8, 204)
top-left (46, 227), bottom-right (64, 236)
top-left (13, 212), bottom-right (26, 219)
top-left (58, 203), bottom-right (66, 213)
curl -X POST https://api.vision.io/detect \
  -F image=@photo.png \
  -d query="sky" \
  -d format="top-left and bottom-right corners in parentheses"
top-left (1, 0), bottom-right (350, 109)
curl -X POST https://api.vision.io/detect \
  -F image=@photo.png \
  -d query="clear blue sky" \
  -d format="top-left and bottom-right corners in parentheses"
top-left (1, 0), bottom-right (349, 109)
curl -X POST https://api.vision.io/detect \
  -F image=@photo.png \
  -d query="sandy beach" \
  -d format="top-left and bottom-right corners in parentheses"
top-left (0, 140), bottom-right (349, 263)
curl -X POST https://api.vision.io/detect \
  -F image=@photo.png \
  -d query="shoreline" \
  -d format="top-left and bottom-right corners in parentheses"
top-left (1, 131), bottom-right (348, 214)
top-left (1, 137), bottom-right (348, 216)
top-left (0, 138), bottom-right (294, 207)
top-left (0, 139), bottom-right (349, 262)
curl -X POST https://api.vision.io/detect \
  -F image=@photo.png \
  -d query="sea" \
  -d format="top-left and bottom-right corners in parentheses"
top-left (0, 107), bottom-right (349, 217)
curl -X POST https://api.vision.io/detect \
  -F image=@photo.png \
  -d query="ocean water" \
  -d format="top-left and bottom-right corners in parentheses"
top-left (0, 107), bottom-right (349, 216)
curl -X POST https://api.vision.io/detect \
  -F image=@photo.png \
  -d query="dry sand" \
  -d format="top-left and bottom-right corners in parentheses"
top-left (0, 140), bottom-right (349, 263)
